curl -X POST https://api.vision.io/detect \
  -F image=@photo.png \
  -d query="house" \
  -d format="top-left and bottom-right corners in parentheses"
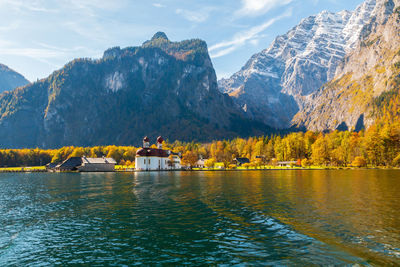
top-left (45, 162), bottom-right (57, 171)
top-left (135, 136), bottom-right (181, 171)
top-left (277, 161), bottom-right (298, 167)
top-left (194, 158), bottom-right (207, 168)
top-left (78, 157), bottom-right (117, 172)
top-left (55, 157), bottom-right (83, 171)
top-left (53, 156), bottom-right (116, 172)
top-left (234, 157), bottom-right (250, 166)
top-left (169, 154), bottom-right (182, 170)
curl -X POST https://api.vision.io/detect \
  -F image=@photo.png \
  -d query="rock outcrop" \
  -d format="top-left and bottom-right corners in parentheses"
top-left (0, 33), bottom-right (270, 148)
top-left (293, 0), bottom-right (400, 131)
top-left (219, 0), bottom-right (381, 128)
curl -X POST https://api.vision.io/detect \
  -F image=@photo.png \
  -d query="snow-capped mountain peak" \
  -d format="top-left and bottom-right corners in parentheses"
top-left (218, 0), bottom-right (380, 129)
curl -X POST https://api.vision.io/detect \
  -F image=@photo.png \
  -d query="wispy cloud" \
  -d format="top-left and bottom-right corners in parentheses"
top-left (175, 7), bottom-right (215, 23)
top-left (152, 3), bottom-right (165, 8)
top-left (209, 9), bottom-right (292, 58)
top-left (237, 0), bottom-right (293, 16)
top-left (0, 0), bottom-right (59, 13)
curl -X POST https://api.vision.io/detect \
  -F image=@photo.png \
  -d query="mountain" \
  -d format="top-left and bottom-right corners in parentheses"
top-left (0, 33), bottom-right (270, 148)
top-left (0, 64), bottom-right (29, 93)
top-left (219, 0), bottom-right (380, 129)
top-left (293, 0), bottom-right (400, 131)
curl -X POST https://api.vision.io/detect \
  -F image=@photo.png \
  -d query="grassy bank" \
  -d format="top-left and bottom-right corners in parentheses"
top-left (0, 166), bottom-right (47, 172)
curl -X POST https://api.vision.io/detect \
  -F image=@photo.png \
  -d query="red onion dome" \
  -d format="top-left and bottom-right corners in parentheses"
top-left (143, 136), bottom-right (150, 142)
top-left (157, 136), bottom-right (164, 143)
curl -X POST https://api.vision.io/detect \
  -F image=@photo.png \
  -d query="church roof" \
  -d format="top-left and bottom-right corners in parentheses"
top-left (136, 148), bottom-right (169, 157)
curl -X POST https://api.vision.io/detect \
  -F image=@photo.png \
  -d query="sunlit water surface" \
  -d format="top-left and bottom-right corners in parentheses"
top-left (0, 170), bottom-right (399, 265)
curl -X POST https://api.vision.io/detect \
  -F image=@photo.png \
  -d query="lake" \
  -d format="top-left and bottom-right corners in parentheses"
top-left (0, 170), bottom-right (399, 265)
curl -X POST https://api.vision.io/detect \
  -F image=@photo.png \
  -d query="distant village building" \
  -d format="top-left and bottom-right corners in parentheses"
top-left (234, 157), bottom-right (250, 166)
top-left (135, 136), bottom-right (181, 171)
top-left (194, 158), bottom-right (207, 169)
top-left (79, 157), bottom-right (117, 172)
top-left (169, 154), bottom-right (182, 169)
top-left (277, 161), bottom-right (298, 167)
top-left (52, 157), bottom-right (117, 172)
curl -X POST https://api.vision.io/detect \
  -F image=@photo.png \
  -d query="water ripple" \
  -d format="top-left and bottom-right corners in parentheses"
top-left (0, 170), bottom-right (399, 265)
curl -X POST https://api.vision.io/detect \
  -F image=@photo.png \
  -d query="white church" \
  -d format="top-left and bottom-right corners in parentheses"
top-left (135, 136), bottom-right (181, 171)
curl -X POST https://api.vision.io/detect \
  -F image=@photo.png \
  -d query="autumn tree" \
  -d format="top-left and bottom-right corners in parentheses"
top-left (352, 156), bottom-right (367, 168)
top-left (181, 151), bottom-right (198, 169)
top-left (204, 158), bottom-right (216, 168)
top-left (311, 134), bottom-right (330, 166)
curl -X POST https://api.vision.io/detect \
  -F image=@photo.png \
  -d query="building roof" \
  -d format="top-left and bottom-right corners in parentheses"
top-left (195, 159), bottom-right (207, 165)
top-left (136, 148), bottom-right (169, 157)
top-left (82, 157), bottom-right (117, 164)
top-left (46, 162), bottom-right (57, 168)
top-left (56, 157), bottom-right (83, 169)
top-left (235, 158), bottom-right (250, 164)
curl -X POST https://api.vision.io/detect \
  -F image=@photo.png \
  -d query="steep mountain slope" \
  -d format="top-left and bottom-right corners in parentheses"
top-left (0, 33), bottom-right (270, 148)
top-left (0, 64), bottom-right (29, 93)
top-left (219, 0), bottom-right (380, 128)
top-left (293, 0), bottom-right (400, 131)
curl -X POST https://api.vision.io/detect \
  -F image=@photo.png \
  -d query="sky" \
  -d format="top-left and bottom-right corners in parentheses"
top-left (0, 0), bottom-right (364, 82)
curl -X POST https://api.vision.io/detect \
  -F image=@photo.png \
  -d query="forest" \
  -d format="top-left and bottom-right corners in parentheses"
top-left (0, 121), bottom-right (399, 168)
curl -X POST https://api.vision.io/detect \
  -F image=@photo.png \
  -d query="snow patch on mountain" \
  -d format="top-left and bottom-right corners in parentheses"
top-left (219, 0), bottom-right (380, 128)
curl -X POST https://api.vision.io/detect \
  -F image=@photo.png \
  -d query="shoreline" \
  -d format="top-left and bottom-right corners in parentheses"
top-left (0, 167), bottom-right (399, 173)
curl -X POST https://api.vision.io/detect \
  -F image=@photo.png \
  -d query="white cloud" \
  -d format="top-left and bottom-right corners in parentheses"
top-left (249, 39), bottom-right (259, 46)
top-left (152, 3), bottom-right (165, 8)
top-left (209, 9), bottom-right (292, 58)
top-left (237, 0), bottom-right (293, 16)
top-left (175, 7), bottom-right (215, 23)
top-left (0, 0), bottom-right (58, 13)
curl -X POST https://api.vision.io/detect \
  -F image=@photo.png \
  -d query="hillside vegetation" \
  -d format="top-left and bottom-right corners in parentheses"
top-left (1, 120), bottom-right (399, 168)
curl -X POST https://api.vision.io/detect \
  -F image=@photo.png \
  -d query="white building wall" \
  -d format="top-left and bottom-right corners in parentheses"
top-left (135, 156), bottom-right (170, 171)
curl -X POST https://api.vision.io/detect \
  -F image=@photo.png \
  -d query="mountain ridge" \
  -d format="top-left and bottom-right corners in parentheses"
top-left (0, 63), bottom-right (29, 94)
top-left (0, 33), bottom-right (271, 148)
top-left (293, 0), bottom-right (400, 131)
top-left (219, 0), bottom-right (380, 129)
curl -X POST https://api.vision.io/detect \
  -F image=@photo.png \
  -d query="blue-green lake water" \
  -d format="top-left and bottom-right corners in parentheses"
top-left (0, 170), bottom-right (399, 265)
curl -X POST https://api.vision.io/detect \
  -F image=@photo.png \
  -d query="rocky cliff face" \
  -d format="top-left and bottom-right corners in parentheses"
top-left (219, 0), bottom-right (380, 128)
top-left (0, 64), bottom-right (29, 93)
top-left (0, 33), bottom-right (270, 148)
top-left (293, 0), bottom-right (400, 131)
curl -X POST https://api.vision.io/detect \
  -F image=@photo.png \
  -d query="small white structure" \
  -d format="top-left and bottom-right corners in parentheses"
top-left (194, 158), bottom-right (207, 168)
top-left (169, 155), bottom-right (181, 170)
top-left (135, 136), bottom-right (181, 171)
top-left (277, 161), bottom-right (298, 167)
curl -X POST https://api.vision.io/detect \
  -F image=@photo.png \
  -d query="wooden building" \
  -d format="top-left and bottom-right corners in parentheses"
top-left (53, 157), bottom-right (116, 172)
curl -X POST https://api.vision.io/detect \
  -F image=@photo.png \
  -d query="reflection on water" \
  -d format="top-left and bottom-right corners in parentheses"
top-left (0, 170), bottom-right (399, 265)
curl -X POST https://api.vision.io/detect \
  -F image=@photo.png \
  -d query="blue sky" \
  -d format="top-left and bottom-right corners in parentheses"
top-left (0, 0), bottom-right (363, 82)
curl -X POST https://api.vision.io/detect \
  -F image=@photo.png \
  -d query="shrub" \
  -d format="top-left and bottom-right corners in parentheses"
top-left (352, 156), bottom-right (367, 168)
top-left (242, 163), bottom-right (251, 169)
top-left (228, 164), bottom-right (237, 169)
top-left (301, 158), bottom-right (311, 168)
top-left (393, 154), bottom-right (400, 167)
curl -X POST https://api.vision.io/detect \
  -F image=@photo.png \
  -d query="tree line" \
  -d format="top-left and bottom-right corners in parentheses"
top-left (0, 121), bottom-right (399, 168)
